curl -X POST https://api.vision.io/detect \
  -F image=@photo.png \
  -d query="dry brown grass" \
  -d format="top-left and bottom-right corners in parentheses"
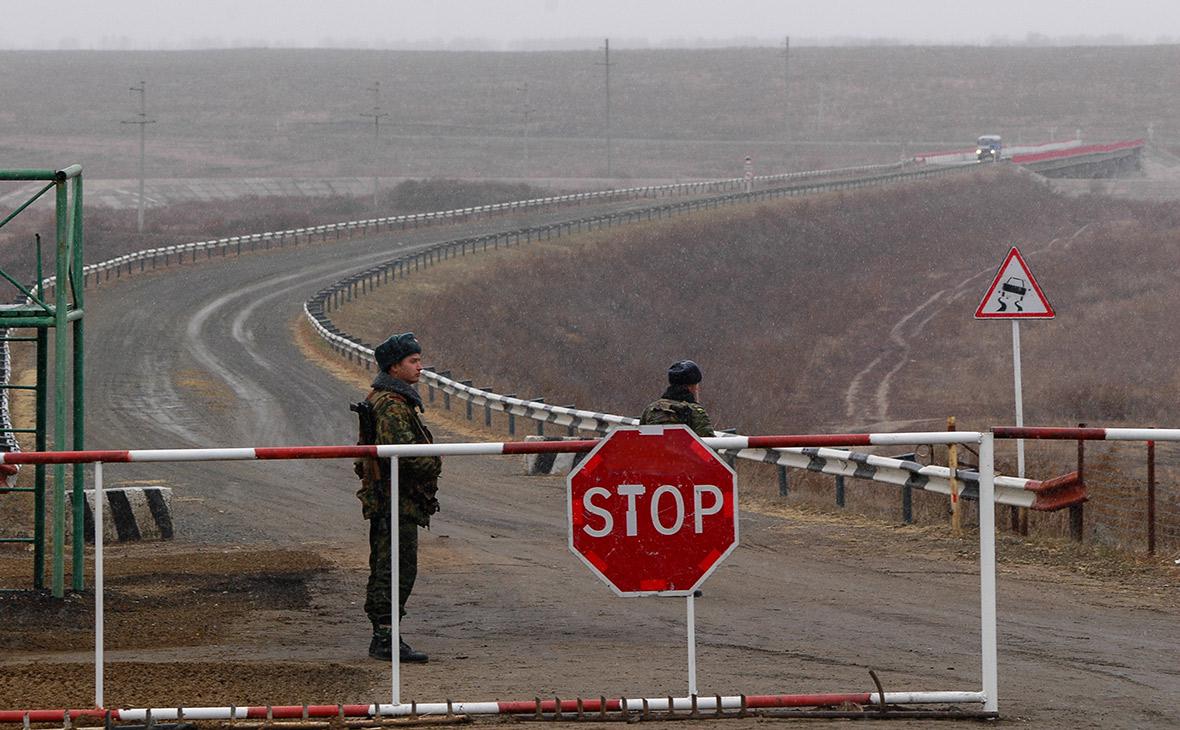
top-left (327, 169), bottom-right (1180, 552)
top-left (333, 169), bottom-right (1170, 431)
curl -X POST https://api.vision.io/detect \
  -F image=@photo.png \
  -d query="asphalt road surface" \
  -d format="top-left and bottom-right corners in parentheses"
top-left (61, 198), bottom-right (1180, 728)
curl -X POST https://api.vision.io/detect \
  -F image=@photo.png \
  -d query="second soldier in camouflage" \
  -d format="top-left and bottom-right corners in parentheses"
top-left (639, 359), bottom-right (714, 437)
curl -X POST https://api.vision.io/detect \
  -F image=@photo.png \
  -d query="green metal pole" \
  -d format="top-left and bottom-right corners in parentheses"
top-left (70, 174), bottom-right (84, 592)
top-left (52, 180), bottom-right (68, 597)
top-left (0, 170), bottom-right (60, 181)
top-left (34, 328), bottom-right (47, 590)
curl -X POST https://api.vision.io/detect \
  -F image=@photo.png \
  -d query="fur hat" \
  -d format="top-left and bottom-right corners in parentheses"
top-left (667, 359), bottom-right (702, 386)
top-left (375, 332), bottom-right (422, 372)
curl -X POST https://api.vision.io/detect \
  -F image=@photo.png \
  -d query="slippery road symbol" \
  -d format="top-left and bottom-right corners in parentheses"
top-left (995, 276), bottom-right (1027, 312)
top-left (974, 247), bottom-right (1054, 319)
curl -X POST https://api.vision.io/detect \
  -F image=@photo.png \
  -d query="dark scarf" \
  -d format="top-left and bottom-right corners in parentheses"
top-left (660, 385), bottom-right (697, 403)
top-left (371, 372), bottom-right (425, 412)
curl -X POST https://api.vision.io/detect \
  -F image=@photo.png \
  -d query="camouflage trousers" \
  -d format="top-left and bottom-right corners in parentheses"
top-left (364, 509), bottom-right (419, 627)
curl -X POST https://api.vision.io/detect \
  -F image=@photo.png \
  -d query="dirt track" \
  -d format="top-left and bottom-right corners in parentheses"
top-left (1, 207), bottom-right (1179, 727)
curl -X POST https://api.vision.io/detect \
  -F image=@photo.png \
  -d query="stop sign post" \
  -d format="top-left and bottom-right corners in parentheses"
top-left (567, 425), bottom-right (738, 695)
top-left (567, 425), bottom-right (739, 597)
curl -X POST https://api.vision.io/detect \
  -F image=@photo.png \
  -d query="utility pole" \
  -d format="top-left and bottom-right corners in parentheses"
top-left (597, 38), bottom-right (615, 178)
top-left (781, 36), bottom-right (790, 153)
top-left (817, 86), bottom-right (826, 132)
top-left (361, 81), bottom-right (389, 209)
top-left (121, 81), bottom-right (155, 234)
top-left (518, 82), bottom-right (535, 176)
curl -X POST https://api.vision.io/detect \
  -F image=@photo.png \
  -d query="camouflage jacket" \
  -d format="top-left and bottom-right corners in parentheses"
top-left (639, 391), bottom-right (714, 438)
top-left (354, 376), bottom-right (442, 526)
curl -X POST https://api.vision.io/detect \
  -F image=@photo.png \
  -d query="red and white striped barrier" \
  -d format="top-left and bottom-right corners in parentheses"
top-left (994, 426), bottom-right (1180, 441)
top-left (0, 690), bottom-right (990, 724)
top-left (1, 429), bottom-right (1002, 717)
top-left (1, 428), bottom-right (1081, 511)
top-left (0, 431), bottom-right (982, 466)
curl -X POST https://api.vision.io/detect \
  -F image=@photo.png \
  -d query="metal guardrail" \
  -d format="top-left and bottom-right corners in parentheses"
top-left (19, 158), bottom-right (1047, 508)
top-left (2, 160), bottom-right (929, 486)
top-left (305, 310), bottom-right (1043, 507)
top-left (303, 160), bottom-right (975, 378)
top-left (297, 160), bottom-right (1059, 507)
top-left (35, 160), bottom-right (916, 295)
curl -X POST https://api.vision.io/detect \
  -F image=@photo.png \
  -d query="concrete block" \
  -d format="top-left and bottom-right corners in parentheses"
top-left (523, 436), bottom-right (589, 476)
top-left (69, 486), bottom-right (174, 543)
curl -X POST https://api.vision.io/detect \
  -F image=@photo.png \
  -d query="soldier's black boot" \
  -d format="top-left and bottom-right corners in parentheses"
top-left (399, 638), bottom-right (428, 663)
top-left (368, 626), bottom-right (392, 660)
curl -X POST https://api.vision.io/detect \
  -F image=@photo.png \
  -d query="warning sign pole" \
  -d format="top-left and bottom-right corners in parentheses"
top-left (1011, 321), bottom-right (1025, 478)
top-left (976, 245), bottom-right (1053, 484)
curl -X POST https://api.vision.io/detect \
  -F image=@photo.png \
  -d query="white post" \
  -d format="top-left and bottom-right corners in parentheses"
top-left (94, 461), bottom-right (105, 709)
top-left (978, 434), bottom-right (999, 713)
top-left (686, 593), bottom-right (698, 697)
top-left (390, 456), bottom-right (400, 707)
top-left (1011, 320), bottom-right (1025, 478)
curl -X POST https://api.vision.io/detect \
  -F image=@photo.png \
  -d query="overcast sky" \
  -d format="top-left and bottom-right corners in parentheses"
top-left (4, 0), bottom-right (1179, 50)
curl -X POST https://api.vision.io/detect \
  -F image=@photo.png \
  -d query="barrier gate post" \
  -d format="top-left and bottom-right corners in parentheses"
top-left (390, 457), bottom-right (400, 706)
top-left (95, 462), bottom-right (105, 709)
top-left (979, 433), bottom-right (998, 713)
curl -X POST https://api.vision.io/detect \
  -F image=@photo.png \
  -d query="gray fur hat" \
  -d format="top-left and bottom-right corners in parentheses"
top-left (667, 359), bottom-right (702, 385)
top-left (375, 332), bottom-right (422, 372)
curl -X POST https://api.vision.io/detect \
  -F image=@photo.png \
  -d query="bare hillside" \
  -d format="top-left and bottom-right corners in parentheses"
top-left (335, 168), bottom-right (1179, 435)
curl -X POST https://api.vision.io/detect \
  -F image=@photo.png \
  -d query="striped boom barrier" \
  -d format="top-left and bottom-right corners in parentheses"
top-left (0, 431), bottom-right (983, 465)
top-left (12, 429), bottom-right (1075, 522)
top-left (0, 430), bottom-right (1002, 717)
top-left (995, 426), bottom-right (1180, 442)
top-left (0, 690), bottom-right (992, 724)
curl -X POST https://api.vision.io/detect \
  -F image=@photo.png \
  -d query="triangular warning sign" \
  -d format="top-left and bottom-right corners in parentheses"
top-left (974, 247), bottom-right (1054, 319)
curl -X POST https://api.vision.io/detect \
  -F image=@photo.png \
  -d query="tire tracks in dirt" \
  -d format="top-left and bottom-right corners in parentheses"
top-left (841, 223), bottom-right (1093, 430)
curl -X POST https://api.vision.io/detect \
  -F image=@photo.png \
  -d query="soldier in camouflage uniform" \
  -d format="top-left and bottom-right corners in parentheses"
top-left (355, 332), bottom-right (441, 663)
top-left (639, 360), bottom-right (713, 437)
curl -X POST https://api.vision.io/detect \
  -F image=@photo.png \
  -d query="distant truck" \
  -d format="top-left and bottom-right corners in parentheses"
top-left (976, 135), bottom-right (1002, 162)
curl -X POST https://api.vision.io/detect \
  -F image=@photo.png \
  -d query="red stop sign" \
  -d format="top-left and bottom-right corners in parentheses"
top-left (567, 425), bottom-right (738, 596)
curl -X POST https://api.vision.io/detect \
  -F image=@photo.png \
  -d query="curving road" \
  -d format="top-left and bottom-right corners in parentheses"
top-left (74, 195), bottom-right (1180, 727)
top-left (84, 199), bottom-right (672, 542)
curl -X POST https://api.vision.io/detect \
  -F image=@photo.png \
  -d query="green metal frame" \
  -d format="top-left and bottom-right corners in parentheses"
top-left (0, 166), bottom-right (85, 597)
